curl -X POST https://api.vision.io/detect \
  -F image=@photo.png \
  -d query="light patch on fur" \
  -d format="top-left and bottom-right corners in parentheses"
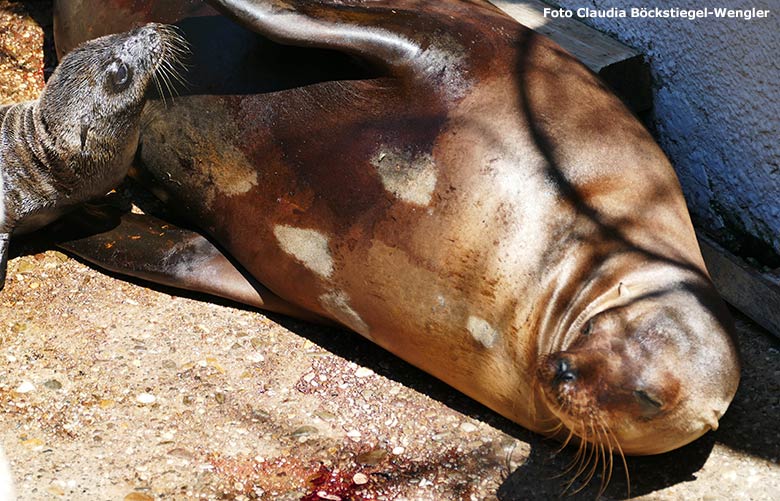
top-left (0, 445), bottom-right (14, 501)
top-left (372, 148), bottom-right (438, 206)
top-left (142, 101), bottom-right (258, 207)
top-left (206, 152), bottom-right (258, 197)
top-left (417, 32), bottom-right (470, 100)
top-left (274, 225), bottom-right (334, 278)
top-left (320, 291), bottom-right (371, 339)
top-left (467, 316), bottom-right (499, 348)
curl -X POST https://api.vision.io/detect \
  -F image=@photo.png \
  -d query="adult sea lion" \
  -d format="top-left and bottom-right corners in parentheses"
top-left (0, 23), bottom-right (187, 289)
top-left (52, 0), bottom-right (740, 463)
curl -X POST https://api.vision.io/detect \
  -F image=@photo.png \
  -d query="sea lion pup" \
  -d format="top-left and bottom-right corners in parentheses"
top-left (0, 23), bottom-right (187, 289)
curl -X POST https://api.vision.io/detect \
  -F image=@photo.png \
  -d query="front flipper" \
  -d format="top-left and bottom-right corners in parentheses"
top-left (56, 207), bottom-right (329, 323)
top-left (0, 233), bottom-right (10, 291)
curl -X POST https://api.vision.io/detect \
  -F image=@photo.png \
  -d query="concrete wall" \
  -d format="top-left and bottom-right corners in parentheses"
top-left (553, 0), bottom-right (779, 260)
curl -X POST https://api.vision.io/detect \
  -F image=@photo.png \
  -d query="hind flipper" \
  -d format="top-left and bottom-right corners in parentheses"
top-left (206, 0), bottom-right (505, 83)
top-left (207, 0), bottom-right (420, 73)
top-left (56, 207), bottom-right (328, 323)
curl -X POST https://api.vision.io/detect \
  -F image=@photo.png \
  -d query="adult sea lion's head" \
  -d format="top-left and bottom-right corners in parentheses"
top-left (537, 268), bottom-right (740, 456)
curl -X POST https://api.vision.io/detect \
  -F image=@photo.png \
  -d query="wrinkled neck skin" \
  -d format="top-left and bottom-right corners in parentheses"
top-left (538, 252), bottom-right (684, 357)
top-left (529, 239), bottom-right (739, 455)
top-left (0, 100), bottom-right (140, 235)
top-left (528, 246), bottom-right (639, 425)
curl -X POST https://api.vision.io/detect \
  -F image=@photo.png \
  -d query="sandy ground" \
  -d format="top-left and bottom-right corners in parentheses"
top-left (1, 2), bottom-right (778, 500)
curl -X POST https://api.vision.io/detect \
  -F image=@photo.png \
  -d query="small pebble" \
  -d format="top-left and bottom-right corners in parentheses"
top-left (21, 438), bottom-right (44, 450)
top-left (460, 422), bottom-right (478, 433)
top-left (356, 449), bottom-right (387, 466)
top-left (47, 486), bottom-right (65, 496)
top-left (17, 261), bottom-right (36, 273)
top-left (167, 448), bottom-right (195, 460)
top-left (290, 426), bottom-right (318, 438)
top-left (355, 367), bottom-right (374, 378)
top-left (352, 473), bottom-right (369, 485)
top-left (317, 492), bottom-right (341, 501)
top-left (43, 379), bottom-right (63, 390)
top-left (136, 393), bottom-right (156, 404)
top-left (52, 251), bottom-right (69, 262)
top-left (15, 381), bottom-right (36, 393)
top-left (10, 322), bottom-right (27, 334)
top-left (124, 493), bottom-right (154, 501)
top-left (392, 446), bottom-right (405, 455)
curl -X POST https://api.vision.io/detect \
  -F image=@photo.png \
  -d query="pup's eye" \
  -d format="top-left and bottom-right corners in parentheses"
top-left (109, 61), bottom-right (132, 91)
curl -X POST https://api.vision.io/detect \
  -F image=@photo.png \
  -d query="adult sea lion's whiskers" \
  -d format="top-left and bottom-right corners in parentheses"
top-left (597, 420), bottom-right (615, 497)
top-left (597, 439), bottom-right (608, 497)
top-left (576, 424), bottom-right (604, 494)
top-left (543, 421), bottom-right (564, 436)
top-left (562, 422), bottom-right (596, 494)
top-left (553, 424), bottom-right (575, 453)
top-left (557, 420), bottom-right (587, 478)
top-left (602, 415), bottom-right (631, 498)
top-left (161, 58), bottom-right (188, 88)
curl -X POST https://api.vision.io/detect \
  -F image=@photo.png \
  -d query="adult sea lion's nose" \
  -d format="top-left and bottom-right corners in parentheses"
top-left (553, 357), bottom-right (577, 384)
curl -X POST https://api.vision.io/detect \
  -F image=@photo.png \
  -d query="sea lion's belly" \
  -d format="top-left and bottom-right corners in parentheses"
top-left (137, 77), bottom-right (567, 420)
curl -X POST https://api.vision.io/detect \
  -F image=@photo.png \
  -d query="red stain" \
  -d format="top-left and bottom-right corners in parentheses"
top-left (301, 465), bottom-right (377, 501)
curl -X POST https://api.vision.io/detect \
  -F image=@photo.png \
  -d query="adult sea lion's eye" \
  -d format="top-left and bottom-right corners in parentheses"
top-left (634, 390), bottom-right (664, 410)
top-left (581, 319), bottom-right (593, 336)
top-left (109, 61), bottom-right (131, 90)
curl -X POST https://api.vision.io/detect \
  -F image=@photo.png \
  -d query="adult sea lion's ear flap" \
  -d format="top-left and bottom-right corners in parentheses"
top-left (56, 210), bottom-right (328, 323)
top-left (205, 0), bottom-right (423, 75)
top-left (0, 233), bottom-right (10, 291)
